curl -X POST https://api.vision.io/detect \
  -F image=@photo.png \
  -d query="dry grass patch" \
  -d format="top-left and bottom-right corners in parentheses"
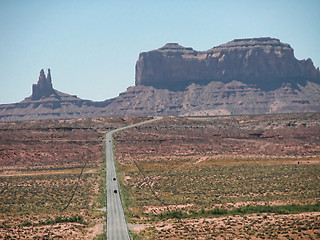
top-left (113, 114), bottom-right (320, 239)
top-left (0, 117), bottom-right (150, 239)
top-left (137, 212), bottom-right (320, 239)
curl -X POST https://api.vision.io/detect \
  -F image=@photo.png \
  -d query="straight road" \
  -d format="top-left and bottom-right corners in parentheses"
top-left (105, 117), bottom-right (162, 240)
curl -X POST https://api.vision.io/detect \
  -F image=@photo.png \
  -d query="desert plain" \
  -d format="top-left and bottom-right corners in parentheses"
top-left (0, 117), bottom-right (150, 239)
top-left (114, 113), bottom-right (320, 239)
top-left (0, 113), bottom-right (319, 239)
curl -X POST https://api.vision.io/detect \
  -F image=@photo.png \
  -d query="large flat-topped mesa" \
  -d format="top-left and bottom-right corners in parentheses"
top-left (135, 38), bottom-right (320, 91)
top-left (1, 37), bottom-right (320, 122)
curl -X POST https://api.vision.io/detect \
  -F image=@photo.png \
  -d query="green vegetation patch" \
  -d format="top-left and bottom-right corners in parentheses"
top-left (21, 215), bottom-right (86, 227)
top-left (119, 162), bottom-right (320, 221)
top-left (157, 202), bottom-right (320, 220)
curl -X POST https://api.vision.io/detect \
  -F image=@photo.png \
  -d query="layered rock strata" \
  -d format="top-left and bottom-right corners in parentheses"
top-left (100, 81), bottom-right (320, 116)
top-left (0, 37), bottom-right (320, 122)
top-left (135, 38), bottom-right (320, 91)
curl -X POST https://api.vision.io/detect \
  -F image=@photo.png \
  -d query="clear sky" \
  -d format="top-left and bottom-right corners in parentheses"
top-left (1, 0), bottom-right (319, 104)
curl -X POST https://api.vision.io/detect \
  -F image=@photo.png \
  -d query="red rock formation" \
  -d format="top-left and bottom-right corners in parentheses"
top-left (1, 38), bottom-right (320, 122)
top-left (31, 69), bottom-right (55, 100)
top-left (135, 38), bottom-right (320, 91)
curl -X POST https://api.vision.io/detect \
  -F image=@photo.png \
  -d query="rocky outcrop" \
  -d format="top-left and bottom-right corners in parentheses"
top-left (0, 69), bottom-right (115, 121)
top-left (2, 79), bottom-right (319, 122)
top-left (1, 37), bottom-right (320, 122)
top-left (97, 81), bottom-right (320, 116)
top-left (31, 69), bottom-right (55, 100)
top-left (135, 38), bottom-right (320, 91)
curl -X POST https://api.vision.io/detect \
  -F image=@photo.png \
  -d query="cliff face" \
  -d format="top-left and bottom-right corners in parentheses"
top-left (135, 38), bottom-right (320, 91)
top-left (1, 37), bottom-right (320, 122)
top-left (99, 81), bottom-right (320, 117)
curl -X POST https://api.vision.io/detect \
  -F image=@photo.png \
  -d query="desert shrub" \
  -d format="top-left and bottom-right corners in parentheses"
top-left (94, 233), bottom-right (106, 240)
top-left (159, 210), bottom-right (188, 220)
top-left (22, 221), bottom-right (32, 227)
top-left (230, 203), bottom-right (320, 216)
top-left (208, 207), bottom-right (228, 216)
top-left (38, 215), bottom-right (86, 225)
top-left (156, 203), bottom-right (320, 220)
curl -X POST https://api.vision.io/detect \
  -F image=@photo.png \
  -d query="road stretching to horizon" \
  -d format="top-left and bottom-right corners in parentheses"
top-left (105, 117), bottom-right (162, 240)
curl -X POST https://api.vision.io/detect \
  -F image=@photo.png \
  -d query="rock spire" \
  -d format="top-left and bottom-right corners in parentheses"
top-left (32, 69), bottom-right (54, 100)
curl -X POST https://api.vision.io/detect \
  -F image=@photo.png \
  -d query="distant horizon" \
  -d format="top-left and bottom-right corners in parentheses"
top-left (1, 0), bottom-right (319, 104)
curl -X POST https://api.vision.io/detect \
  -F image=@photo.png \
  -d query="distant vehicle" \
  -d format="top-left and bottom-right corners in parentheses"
top-left (114, 190), bottom-right (118, 193)
top-left (113, 177), bottom-right (116, 181)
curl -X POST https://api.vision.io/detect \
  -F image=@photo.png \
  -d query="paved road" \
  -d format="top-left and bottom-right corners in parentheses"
top-left (105, 117), bottom-right (162, 240)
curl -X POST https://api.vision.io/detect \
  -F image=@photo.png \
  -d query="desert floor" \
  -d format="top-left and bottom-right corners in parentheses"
top-left (0, 117), bottom-right (150, 239)
top-left (113, 113), bottom-right (320, 239)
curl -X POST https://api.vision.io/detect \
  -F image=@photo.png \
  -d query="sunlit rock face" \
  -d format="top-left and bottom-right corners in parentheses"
top-left (135, 38), bottom-right (320, 91)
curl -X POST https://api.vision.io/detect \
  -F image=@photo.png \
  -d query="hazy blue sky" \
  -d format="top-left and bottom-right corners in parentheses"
top-left (1, 0), bottom-right (319, 104)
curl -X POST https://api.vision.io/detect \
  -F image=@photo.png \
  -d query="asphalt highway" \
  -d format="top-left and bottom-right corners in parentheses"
top-left (105, 117), bottom-right (162, 240)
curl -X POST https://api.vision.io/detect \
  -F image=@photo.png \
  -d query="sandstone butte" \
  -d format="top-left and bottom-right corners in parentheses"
top-left (135, 37), bottom-right (320, 91)
top-left (0, 37), bottom-right (320, 121)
